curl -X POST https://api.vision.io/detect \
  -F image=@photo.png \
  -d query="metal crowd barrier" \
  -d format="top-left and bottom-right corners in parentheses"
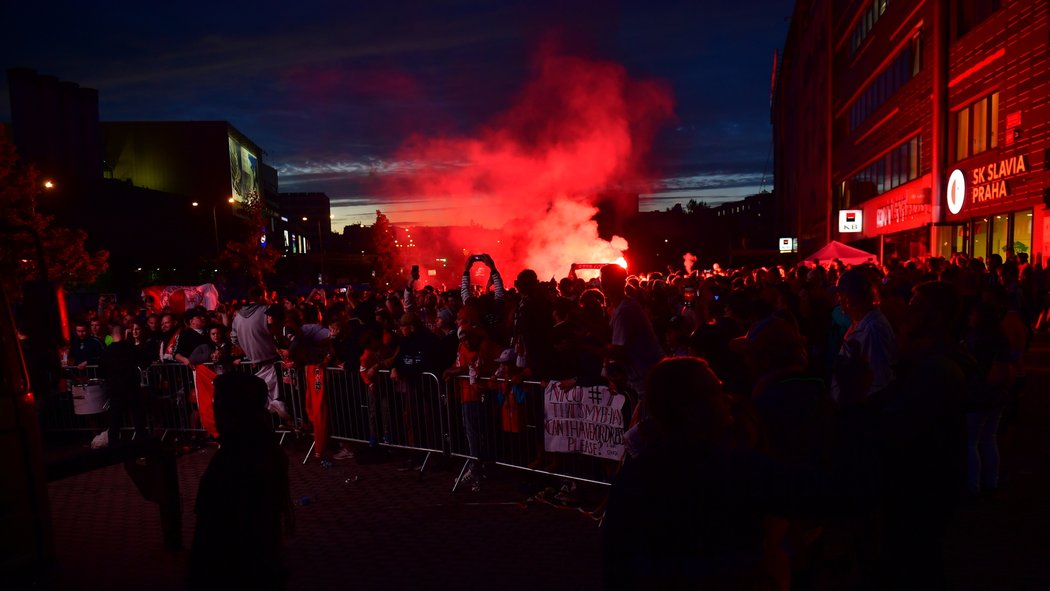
top-left (317, 369), bottom-right (448, 471)
top-left (445, 376), bottom-right (623, 491)
top-left (43, 363), bottom-right (624, 494)
top-left (42, 362), bottom-right (308, 444)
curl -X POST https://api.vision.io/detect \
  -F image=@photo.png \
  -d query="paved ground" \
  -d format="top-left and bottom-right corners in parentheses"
top-left (39, 334), bottom-right (1050, 591)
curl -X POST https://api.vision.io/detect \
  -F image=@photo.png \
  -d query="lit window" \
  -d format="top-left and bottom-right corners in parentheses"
top-left (954, 92), bottom-right (998, 161)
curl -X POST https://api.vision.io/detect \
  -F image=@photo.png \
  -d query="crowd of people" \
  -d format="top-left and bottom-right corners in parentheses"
top-left (48, 248), bottom-right (1049, 589)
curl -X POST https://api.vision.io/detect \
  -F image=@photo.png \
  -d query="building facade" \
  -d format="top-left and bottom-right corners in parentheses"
top-left (775, 0), bottom-right (1049, 263)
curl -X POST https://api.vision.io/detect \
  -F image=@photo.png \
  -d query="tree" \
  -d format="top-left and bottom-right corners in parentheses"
top-left (0, 128), bottom-right (108, 300)
top-left (218, 191), bottom-right (282, 295)
top-left (372, 210), bottom-right (403, 291)
top-left (686, 199), bottom-right (710, 214)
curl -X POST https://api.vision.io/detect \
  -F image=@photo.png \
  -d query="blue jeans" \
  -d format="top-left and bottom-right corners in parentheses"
top-left (966, 408), bottom-right (1003, 493)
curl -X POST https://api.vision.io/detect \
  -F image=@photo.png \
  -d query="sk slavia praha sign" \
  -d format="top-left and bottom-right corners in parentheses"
top-left (948, 155), bottom-right (1028, 214)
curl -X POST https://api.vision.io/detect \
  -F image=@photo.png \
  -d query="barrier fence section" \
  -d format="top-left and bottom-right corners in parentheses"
top-left (444, 376), bottom-right (627, 491)
top-left (321, 368), bottom-right (448, 467)
top-left (44, 362), bottom-right (306, 443)
top-left (43, 364), bottom-right (626, 493)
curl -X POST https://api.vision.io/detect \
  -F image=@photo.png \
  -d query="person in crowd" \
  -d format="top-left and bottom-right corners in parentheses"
top-left (511, 268), bottom-right (554, 380)
top-left (873, 280), bottom-right (970, 589)
top-left (189, 323), bottom-right (235, 372)
top-left (731, 315), bottom-right (838, 587)
top-left (158, 313), bottom-right (180, 363)
top-left (90, 318), bottom-right (112, 347)
top-left (188, 373), bottom-right (293, 590)
top-left (357, 329), bottom-right (396, 449)
top-left (231, 289), bottom-right (290, 421)
top-left (174, 308), bottom-right (209, 366)
top-left (602, 357), bottom-right (850, 590)
top-left (391, 311), bottom-right (441, 454)
top-left (98, 324), bottom-right (147, 445)
top-left (831, 268), bottom-right (897, 403)
top-left (599, 264), bottom-right (662, 408)
top-left (69, 319), bottom-right (105, 369)
top-left (443, 322), bottom-right (502, 489)
top-left (961, 299), bottom-right (1013, 498)
top-left (129, 319), bottom-right (159, 367)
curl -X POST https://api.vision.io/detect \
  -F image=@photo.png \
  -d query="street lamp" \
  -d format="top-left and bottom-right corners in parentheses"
top-left (192, 200), bottom-right (227, 256)
top-left (302, 216), bottom-right (326, 283)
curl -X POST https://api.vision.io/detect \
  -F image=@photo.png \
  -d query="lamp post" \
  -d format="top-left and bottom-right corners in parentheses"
top-left (302, 215), bottom-right (327, 284)
top-left (193, 197), bottom-right (236, 256)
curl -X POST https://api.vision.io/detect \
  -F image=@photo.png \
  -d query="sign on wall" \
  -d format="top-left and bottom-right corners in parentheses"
top-left (947, 169), bottom-right (966, 215)
top-left (779, 237), bottom-right (798, 253)
top-left (838, 210), bottom-right (863, 233)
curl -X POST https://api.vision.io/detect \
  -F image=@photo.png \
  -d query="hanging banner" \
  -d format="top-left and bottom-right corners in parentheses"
top-left (543, 382), bottom-right (625, 460)
top-left (305, 365), bottom-right (329, 456)
top-left (142, 284), bottom-right (220, 314)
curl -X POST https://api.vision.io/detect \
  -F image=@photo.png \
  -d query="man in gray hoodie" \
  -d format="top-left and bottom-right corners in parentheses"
top-left (231, 289), bottom-right (290, 421)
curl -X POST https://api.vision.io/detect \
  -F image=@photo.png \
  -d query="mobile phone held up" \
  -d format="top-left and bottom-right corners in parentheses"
top-left (411, 265), bottom-right (419, 279)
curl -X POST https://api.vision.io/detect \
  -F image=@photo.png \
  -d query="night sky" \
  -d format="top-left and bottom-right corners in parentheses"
top-left (1, 0), bottom-right (794, 229)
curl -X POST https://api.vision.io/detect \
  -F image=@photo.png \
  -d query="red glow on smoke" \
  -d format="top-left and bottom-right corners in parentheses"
top-left (381, 51), bottom-right (674, 279)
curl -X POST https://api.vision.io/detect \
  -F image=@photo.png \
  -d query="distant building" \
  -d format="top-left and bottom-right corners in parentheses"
top-left (278, 192), bottom-right (332, 254)
top-left (775, 0), bottom-right (1050, 262)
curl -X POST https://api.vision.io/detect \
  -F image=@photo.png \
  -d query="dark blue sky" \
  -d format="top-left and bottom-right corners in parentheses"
top-left (1, 0), bottom-right (794, 226)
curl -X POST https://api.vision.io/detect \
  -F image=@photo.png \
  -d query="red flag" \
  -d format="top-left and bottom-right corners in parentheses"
top-left (305, 365), bottom-right (329, 456)
top-left (194, 365), bottom-right (219, 438)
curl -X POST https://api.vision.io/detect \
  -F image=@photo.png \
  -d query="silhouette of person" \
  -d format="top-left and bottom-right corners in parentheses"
top-left (188, 373), bottom-right (294, 590)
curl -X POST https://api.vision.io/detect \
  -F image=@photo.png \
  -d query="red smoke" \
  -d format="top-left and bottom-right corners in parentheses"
top-left (381, 51), bottom-right (674, 279)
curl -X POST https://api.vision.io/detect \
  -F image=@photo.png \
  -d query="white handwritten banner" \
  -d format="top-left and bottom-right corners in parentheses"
top-left (544, 382), bottom-right (626, 460)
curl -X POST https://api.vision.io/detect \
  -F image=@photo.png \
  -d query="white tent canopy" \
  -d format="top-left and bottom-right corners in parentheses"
top-left (804, 240), bottom-right (878, 265)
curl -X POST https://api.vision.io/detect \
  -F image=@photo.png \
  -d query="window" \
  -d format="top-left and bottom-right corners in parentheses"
top-left (851, 0), bottom-right (893, 55)
top-left (843, 135), bottom-right (922, 206)
top-left (955, 92), bottom-right (999, 161)
top-left (848, 34), bottom-right (923, 131)
top-left (991, 214), bottom-right (1009, 258)
top-left (957, 0), bottom-right (1001, 38)
top-left (972, 219), bottom-right (988, 260)
top-left (1012, 210), bottom-right (1033, 255)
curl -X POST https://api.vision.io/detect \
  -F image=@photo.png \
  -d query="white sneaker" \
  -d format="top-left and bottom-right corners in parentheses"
top-left (268, 400), bottom-right (291, 422)
top-left (333, 448), bottom-right (355, 461)
top-left (90, 431), bottom-right (109, 449)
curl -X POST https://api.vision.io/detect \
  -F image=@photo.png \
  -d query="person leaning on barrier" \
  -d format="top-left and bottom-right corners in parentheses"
top-left (175, 308), bottom-right (209, 366)
top-left (188, 372), bottom-right (293, 590)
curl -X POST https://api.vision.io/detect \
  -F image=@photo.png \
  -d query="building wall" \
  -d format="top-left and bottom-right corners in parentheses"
top-left (7, 68), bottom-right (102, 185)
top-left (776, 0), bottom-right (1050, 263)
top-left (102, 121), bottom-right (233, 204)
top-left (943, 0), bottom-right (1050, 259)
top-left (774, 0), bottom-right (832, 256)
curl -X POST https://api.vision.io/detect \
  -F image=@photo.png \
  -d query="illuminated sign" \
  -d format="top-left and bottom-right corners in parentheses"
top-left (876, 196), bottom-right (930, 229)
top-left (947, 169), bottom-right (965, 214)
top-left (778, 237), bottom-right (798, 253)
top-left (970, 155), bottom-right (1027, 204)
top-left (838, 210), bottom-right (863, 233)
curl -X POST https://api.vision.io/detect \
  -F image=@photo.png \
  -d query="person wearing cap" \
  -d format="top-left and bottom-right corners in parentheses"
top-left (174, 308), bottom-right (209, 366)
top-left (831, 268), bottom-right (896, 403)
top-left (391, 311), bottom-right (441, 450)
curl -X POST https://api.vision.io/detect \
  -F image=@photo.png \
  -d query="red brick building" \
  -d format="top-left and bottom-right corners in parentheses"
top-left (775, 0), bottom-right (1049, 263)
